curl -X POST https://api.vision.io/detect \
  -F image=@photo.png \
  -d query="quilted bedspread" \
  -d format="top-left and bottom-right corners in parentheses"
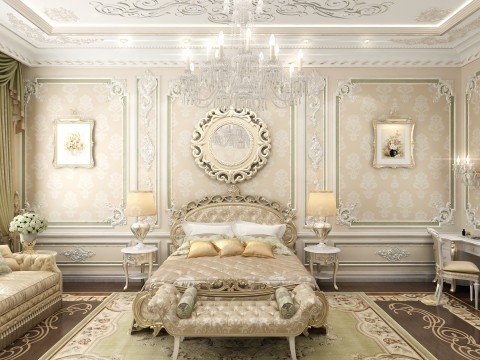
top-left (145, 254), bottom-right (316, 289)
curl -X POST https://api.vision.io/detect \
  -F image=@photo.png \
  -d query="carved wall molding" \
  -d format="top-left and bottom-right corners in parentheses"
top-left (466, 73), bottom-right (480, 102)
top-left (138, 70), bottom-right (158, 197)
top-left (106, 79), bottom-right (127, 102)
top-left (432, 79), bottom-right (454, 104)
top-left (376, 248), bottom-right (410, 262)
top-left (466, 203), bottom-right (480, 228)
top-left (432, 202), bottom-right (454, 225)
top-left (336, 202), bottom-right (358, 227)
top-left (104, 202), bottom-right (126, 226)
top-left (336, 80), bottom-right (357, 102)
top-left (61, 247), bottom-right (95, 262)
top-left (24, 80), bottom-right (42, 104)
top-left (307, 72), bottom-right (326, 191)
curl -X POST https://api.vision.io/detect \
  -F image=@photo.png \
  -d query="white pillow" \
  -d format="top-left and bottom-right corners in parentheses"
top-left (233, 221), bottom-right (286, 238)
top-left (181, 222), bottom-right (234, 237)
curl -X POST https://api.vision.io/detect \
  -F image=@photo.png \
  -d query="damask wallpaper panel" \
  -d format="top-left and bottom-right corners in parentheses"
top-left (337, 80), bottom-right (454, 226)
top-left (25, 79), bottom-right (126, 224)
top-left (168, 98), bottom-right (294, 207)
top-left (467, 71), bottom-right (480, 227)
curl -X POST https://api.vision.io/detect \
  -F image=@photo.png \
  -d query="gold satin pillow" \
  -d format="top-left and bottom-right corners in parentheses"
top-left (187, 241), bottom-right (219, 258)
top-left (242, 241), bottom-right (275, 259)
top-left (213, 238), bottom-right (244, 257)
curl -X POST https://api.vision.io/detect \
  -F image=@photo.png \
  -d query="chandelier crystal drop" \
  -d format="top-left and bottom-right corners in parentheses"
top-left (170, 0), bottom-right (308, 110)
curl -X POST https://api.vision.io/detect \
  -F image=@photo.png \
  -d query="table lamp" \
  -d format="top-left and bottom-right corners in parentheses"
top-left (307, 191), bottom-right (336, 247)
top-left (125, 191), bottom-right (156, 249)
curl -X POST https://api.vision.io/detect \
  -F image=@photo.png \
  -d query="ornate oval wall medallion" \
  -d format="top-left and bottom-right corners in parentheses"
top-left (191, 108), bottom-right (271, 183)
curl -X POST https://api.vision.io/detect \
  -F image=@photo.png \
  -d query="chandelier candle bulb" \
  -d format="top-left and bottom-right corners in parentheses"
top-left (269, 34), bottom-right (275, 59)
top-left (275, 44), bottom-right (280, 58)
top-left (190, 62), bottom-right (195, 73)
top-left (289, 64), bottom-right (294, 78)
top-left (246, 28), bottom-right (251, 51)
top-left (206, 42), bottom-right (212, 61)
top-left (298, 50), bottom-right (303, 70)
top-left (184, 48), bottom-right (191, 70)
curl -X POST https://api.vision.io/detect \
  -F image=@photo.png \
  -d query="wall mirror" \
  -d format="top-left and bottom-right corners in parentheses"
top-left (191, 107), bottom-right (271, 183)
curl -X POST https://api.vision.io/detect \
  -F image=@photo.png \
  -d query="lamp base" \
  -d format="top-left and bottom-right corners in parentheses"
top-left (311, 221), bottom-right (332, 247)
top-left (130, 221), bottom-right (151, 248)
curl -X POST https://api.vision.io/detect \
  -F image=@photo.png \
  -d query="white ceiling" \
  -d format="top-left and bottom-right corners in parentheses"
top-left (0, 0), bottom-right (479, 67)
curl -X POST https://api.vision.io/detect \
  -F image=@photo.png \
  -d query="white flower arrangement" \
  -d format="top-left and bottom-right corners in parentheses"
top-left (9, 212), bottom-right (48, 234)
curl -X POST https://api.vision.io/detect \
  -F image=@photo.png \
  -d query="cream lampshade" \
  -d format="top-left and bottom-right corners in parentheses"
top-left (125, 191), bottom-right (156, 248)
top-left (307, 191), bottom-right (336, 247)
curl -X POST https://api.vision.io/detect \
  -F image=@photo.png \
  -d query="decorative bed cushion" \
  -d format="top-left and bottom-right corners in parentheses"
top-left (233, 221), bottom-right (286, 238)
top-left (239, 236), bottom-right (292, 256)
top-left (0, 245), bottom-right (13, 258)
top-left (275, 287), bottom-right (297, 318)
top-left (242, 241), bottom-right (275, 259)
top-left (187, 241), bottom-right (219, 258)
top-left (177, 287), bottom-right (197, 319)
top-left (213, 238), bottom-right (245, 257)
top-left (172, 235), bottom-right (224, 256)
top-left (0, 254), bottom-right (12, 275)
top-left (444, 261), bottom-right (479, 274)
top-left (181, 222), bottom-right (234, 237)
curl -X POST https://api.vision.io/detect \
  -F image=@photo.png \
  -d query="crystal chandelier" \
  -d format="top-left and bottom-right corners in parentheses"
top-left (453, 156), bottom-right (480, 189)
top-left (170, 0), bottom-right (307, 110)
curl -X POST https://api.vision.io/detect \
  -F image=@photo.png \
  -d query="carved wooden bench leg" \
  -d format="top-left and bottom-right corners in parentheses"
top-left (288, 336), bottom-right (297, 360)
top-left (172, 336), bottom-right (180, 360)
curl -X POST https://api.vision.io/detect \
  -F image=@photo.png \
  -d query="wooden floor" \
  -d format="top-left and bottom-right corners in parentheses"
top-left (63, 280), bottom-right (474, 304)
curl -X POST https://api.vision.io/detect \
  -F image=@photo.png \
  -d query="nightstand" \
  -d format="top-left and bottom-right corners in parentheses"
top-left (121, 245), bottom-right (157, 291)
top-left (304, 244), bottom-right (341, 290)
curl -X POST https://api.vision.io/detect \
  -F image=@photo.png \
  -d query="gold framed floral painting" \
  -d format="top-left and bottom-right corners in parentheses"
top-left (53, 118), bottom-right (94, 168)
top-left (373, 119), bottom-right (414, 169)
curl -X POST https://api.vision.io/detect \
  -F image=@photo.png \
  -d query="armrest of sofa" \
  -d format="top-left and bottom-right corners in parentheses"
top-left (10, 253), bottom-right (61, 273)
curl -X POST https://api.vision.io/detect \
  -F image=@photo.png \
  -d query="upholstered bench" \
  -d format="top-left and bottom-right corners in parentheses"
top-left (147, 283), bottom-right (323, 360)
top-left (0, 245), bottom-right (62, 349)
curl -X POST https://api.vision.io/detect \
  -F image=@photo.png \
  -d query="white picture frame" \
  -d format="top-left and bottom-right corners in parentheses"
top-left (373, 119), bottom-right (415, 169)
top-left (53, 118), bottom-right (94, 168)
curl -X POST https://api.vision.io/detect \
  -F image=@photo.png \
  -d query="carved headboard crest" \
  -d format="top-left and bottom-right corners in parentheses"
top-left (169, 185), bottom-right (297, 250)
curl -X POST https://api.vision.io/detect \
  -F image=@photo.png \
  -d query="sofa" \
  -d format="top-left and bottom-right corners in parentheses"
top-left (0, 245), bottom-right (62, 349)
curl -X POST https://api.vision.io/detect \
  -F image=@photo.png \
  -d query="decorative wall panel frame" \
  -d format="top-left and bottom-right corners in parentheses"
top-left (465, 70), bottom-right (480, 229)
top-left (136, 70), bottom-right (160, 226)
top-left (304, 75), bottom-right (327, 225)
top-left (23, 77), bottom-right (128, 228)
top-left (166, 96), bottom-right (296, 209)
top-left (335, 78), bottom-right (455, 227)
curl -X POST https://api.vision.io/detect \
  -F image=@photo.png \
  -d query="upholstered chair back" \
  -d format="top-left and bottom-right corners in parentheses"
top-left (427, 228), bottom-right (443, 271)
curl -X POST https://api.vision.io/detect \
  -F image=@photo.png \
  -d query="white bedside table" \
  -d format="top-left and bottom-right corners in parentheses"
top-left (121, 245), bottom-right (157, 291)
top-left (304, 244), bottom-right (341, 290)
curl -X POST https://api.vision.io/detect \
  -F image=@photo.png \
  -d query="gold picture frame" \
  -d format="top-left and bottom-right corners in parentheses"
top-left (53, 118), bottom-right (94, 168)
top-left (373, 118), bottom-right (415, 169)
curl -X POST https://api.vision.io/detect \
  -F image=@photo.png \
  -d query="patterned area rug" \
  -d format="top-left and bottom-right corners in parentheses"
top-left (38, 292), bottom-right (439, 360)
top-left (0, 294), bottom-right (108, 360)
top-left (369, 293), bottom-right (480, 360)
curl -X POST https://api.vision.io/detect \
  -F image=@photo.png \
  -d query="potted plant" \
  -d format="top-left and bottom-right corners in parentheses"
top-left (9, 212), bottom-right (48, 253)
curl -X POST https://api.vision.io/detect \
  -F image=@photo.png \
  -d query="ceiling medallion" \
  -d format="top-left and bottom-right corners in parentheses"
top-left (170, 0), bottom-right (309, 109)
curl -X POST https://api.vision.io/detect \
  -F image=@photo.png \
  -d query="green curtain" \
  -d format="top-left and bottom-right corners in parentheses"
top-left (0, 52), bottom-right (23, 237)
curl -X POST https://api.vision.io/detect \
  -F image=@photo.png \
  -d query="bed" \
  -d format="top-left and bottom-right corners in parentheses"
top-left (132, 185), bottom-right (329, 335)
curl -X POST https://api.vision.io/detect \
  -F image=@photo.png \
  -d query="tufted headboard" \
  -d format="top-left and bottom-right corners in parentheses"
top-left (169, 185), bottom-right (297, 250)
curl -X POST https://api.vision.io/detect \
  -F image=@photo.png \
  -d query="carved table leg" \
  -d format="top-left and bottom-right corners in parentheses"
top-left (333, 255), bottom-right (339, 291)
top-left (123, 255), bottom-right (129, 291)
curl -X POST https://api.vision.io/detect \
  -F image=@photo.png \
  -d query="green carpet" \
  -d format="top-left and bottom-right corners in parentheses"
top-left (40, 292), bottom-right (435, 360)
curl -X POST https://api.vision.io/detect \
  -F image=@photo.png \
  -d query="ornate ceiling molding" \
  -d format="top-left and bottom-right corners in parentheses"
top-left (91, 0), bottom-right (393, 24)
